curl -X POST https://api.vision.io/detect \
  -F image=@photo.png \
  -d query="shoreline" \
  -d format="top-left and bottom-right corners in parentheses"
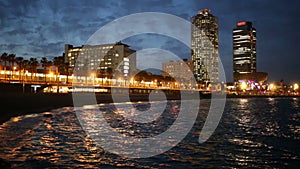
top-left (0, 92), bottom-right (184, 125)
top-left (0, 92), bottom-right (299, 125)
top-left (0, 93), bottom-right (73, 125)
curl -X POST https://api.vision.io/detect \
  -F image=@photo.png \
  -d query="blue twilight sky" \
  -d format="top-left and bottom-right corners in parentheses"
top-left (0, 0), bottom-right (299, 83)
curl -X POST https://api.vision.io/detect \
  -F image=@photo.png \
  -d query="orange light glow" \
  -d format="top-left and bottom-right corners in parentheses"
top-left (237, 21), bottom-right (247, 26)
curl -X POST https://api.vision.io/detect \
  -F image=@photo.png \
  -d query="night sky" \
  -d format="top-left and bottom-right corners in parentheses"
top-left (0, 0), bottom-right (299, 83)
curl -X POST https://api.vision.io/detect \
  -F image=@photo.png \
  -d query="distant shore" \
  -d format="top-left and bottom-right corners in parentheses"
top-left (226, 94), bottom-right (300, 98)
top-left (0, 92), bottom-right (299, 125)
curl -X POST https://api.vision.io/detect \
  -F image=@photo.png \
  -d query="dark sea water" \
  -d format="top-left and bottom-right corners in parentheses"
top-left (0, 98), bottom-right (299, 168)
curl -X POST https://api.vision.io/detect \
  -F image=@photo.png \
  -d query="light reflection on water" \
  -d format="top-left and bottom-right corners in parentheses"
top-left (0, 98), bottom-right (299, 168)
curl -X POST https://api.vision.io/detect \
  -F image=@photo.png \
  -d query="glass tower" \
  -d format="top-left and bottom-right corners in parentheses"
top-left (233, 21), bottom-right (257, 82)
top-left (191, 9), bottom-right (219, 83)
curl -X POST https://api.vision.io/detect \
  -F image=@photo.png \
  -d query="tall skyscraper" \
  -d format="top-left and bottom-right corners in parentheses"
top-left (233, 21), bottom-right (257, 82)
top-left (191, 9), bottom-right (219, 83)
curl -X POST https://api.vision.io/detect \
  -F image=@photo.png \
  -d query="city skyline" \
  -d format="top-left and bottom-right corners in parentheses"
top-left (0, 0), bottom-right (300, 83)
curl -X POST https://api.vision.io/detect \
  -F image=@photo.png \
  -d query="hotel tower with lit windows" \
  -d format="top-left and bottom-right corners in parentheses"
top-left (64, 41), bottom-right (136, 79)
top-left (233, 21), bottom-right (267, 83)
top-left (191, 9), bottom-right (219, 83)
top-left (233, 21), bottom-right (257, 81)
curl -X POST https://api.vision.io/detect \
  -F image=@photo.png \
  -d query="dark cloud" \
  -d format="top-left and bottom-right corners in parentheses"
top-left (0, 0), bottom-right (299, 82)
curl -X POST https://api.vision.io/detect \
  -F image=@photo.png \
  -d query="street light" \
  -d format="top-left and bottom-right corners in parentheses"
top-left (90, 73), bottom-right (95, 85)
top-left (240, 81), bottom-right (247, 90)
top-left (48, 71), bottom-right (54, 82)
top-left (269, 83), bottom-right (275, 91)
top-left (13, 66), bottom-right (17, 79)
top-left (118, 77), bottom-right (123, 86)
top-left (130, 78), bottom-right (134, 84)
top-left (294, 83), bottom-right (299, 91)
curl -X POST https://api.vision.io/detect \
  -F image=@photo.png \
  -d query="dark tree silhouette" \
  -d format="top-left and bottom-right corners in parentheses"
top-left (41, 57), bottom-right (53, 82)
top-left (0, 53), bottom-right (8, 79)
top-left (8, 54), bottom-right (16, 79)
top-left (15, 57), bottom-right (24, 80)
top-left (8, 53), bottom-right (16, 70)
top-left (29, 58), bottom-right (39, 80)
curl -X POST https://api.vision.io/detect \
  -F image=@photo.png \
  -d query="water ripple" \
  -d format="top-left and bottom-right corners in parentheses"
top-left (0, 98), bottom-right (299, 168)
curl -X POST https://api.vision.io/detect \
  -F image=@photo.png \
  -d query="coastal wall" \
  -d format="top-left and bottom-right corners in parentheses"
top-left (0, 92), bottom-right (186, 125)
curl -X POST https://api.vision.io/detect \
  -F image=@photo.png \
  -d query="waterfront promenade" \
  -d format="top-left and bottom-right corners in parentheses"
top-left (0, 72), bottom-right (299, 125)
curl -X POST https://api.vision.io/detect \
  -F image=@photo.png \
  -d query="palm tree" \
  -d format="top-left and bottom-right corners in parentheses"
top-left (0, 52), bottom-right (8, 68)
top-left (53, 56), bottom-right (65, 92)
top-left (0, 53), bottom-right (8, 79)
top-left (21, 59), bottom-right (30, 82)
top-left (8, 54), bottom-right (16, 78)
top-left (41, 57), bottom-right (53, 82)
top-left (29, 58), bottom-right (39, 81)
top-left (15, 57), bottom-right (24, 80)
top-left (53, 56), bottom-right (65, 75)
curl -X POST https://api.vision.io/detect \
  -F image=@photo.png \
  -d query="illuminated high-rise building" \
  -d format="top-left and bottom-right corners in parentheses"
top-left (191, 9), bottom-right (219, 83)
top-left (233, 21), bottom-right (257, 82)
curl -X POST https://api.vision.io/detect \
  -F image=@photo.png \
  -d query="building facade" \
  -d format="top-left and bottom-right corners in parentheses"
top-left (65, 42), bottom-right (136, 78)
top-left (233, 21), bottom-right (257, 82)
top-left (162, 59), bottom-right (194, 81)
top-left (191, 9), bottom-right (219, 83)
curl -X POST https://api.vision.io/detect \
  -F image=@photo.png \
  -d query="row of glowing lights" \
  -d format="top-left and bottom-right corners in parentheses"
top-left (0, 69), bottom-right (65, 78)
top-left (0, 69), bottom-right (127, 80)
top-left (240, 81), bottom-right (299, 91)
top-left (0, 70), bottom-right (175, 86)
top-left (2, 69), bottom-right (299, 91)
top-left (0, 70), bottom-right (128, 82)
